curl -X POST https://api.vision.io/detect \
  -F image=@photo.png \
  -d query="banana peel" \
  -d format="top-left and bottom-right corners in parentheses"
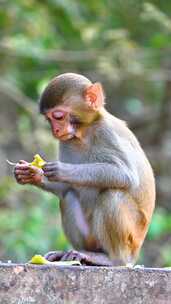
top-left (29, 254), bottom-right (81, 266)
top-left (7, 154), bottom-right (46, 169)
top-left (30, 154), bottom-right (46, 169)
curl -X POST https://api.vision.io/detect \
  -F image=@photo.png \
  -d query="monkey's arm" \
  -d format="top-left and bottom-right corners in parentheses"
top-left (43, 162), bottom-right (138, 189)
top-left (38, 179), bottom-right (68, 199)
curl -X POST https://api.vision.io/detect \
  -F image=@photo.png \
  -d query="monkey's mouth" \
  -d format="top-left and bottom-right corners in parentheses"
top-left (57, 133), bottom-right (75, 141)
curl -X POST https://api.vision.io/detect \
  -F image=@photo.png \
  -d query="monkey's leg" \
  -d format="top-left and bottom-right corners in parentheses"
top-left (45, 190), bottom-right (114, 266)
top-left (93, 190), bottom-right (148, 266)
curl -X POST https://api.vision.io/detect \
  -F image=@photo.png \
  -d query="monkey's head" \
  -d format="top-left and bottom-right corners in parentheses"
top-left (39, 73), bottom-right (105, 141)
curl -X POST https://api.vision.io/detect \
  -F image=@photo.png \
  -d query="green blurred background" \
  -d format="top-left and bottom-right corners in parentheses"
top-left (0, 0), bottom-right (171, 266)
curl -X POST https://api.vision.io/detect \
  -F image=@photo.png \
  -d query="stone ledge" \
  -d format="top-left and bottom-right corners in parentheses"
top-left (0, 264), bottom-right (171, 304)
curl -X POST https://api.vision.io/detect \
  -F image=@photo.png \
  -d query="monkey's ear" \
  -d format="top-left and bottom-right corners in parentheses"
top-left (83, 83), bottom-right (105, 109)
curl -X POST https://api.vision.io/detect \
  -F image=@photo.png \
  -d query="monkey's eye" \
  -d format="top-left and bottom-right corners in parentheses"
top-left (52, 111), bottom-right (65, 120)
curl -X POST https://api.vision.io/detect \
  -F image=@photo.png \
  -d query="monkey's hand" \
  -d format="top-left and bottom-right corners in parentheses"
top-left (43, 161), bottom-right (61, 181)
top-left (14, 160), bottom-right (44, 185)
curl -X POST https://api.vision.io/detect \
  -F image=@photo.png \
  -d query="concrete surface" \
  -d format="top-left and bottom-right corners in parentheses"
top-left (0, 264), bottom-right (171, 304)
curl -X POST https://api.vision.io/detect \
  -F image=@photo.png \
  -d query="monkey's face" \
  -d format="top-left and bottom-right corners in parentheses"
top-left (43, 81), bottom-right (105, 141)
top-left (45, 106), bottom-right (81, 141)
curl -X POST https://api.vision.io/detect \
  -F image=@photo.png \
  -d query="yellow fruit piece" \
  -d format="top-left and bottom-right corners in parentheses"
top-left (30, 154), bottom-right (46, 169)
top-left (30, 255), bottom-right (49, 265)
top-left (29, 254), bottom-right (81, 266)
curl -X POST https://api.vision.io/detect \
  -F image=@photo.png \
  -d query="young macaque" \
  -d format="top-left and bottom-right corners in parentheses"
top-left (14, 73), bottom-right (155, 266)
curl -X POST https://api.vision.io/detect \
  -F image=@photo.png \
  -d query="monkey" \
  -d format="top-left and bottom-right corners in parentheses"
top-left (14, 73), bottom-right (155, 266)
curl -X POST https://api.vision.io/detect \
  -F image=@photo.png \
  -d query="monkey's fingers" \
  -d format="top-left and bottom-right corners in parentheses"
top-left (16, 177), bottom-right (33, 184)
top-left (60, 250), bottom-right (113, 266)
top-left (29, 165), bottom-right (43, 175)
top-left (19, 160), bottom-right (29, 164)
top-left (43, 163), bottom-right (59, 181)
top-left (15, 164), bottom-right (30, 170)
top-left (44, 251), bottom-right (64, 262)
top-left (43, 162), bottom-right (56, 168)
top-left (16, 173), bottom-right (31, 179)
top-left (14, 167), bottom-right (31, 181)
top-left (60, 250), bottom-right (84, 261)
top-left (43, 166), bottom-right (58, 175)
top-left (43, 164), bottom-right (59, 172)
top-left (43, 170), bottom-right (56, 176)
top-left (60, 250), bottom-right (95, 265)
top-left (15, 169), bottom-right (31, 176)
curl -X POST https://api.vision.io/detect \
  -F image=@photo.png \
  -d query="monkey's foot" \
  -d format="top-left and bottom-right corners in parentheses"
top-left (44, 250), bottom-right (113, 266)
top-left (44, 251), bottom-right (64, 262)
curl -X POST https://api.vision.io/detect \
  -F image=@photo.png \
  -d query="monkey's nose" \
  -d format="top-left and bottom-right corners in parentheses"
top-left (52, 128), bottom-right (60, 136)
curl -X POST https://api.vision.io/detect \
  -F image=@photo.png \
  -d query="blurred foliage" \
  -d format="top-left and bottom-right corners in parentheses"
top-left (148, 208), bottom-right (171, 240)
top-left (0, 0), bottom-right (171, 266)
top-left (0, 180), bottom-right (70, 262)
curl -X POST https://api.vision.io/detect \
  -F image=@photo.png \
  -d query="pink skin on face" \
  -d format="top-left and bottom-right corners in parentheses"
top-left (45, 106), bottom-right (75, 141)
